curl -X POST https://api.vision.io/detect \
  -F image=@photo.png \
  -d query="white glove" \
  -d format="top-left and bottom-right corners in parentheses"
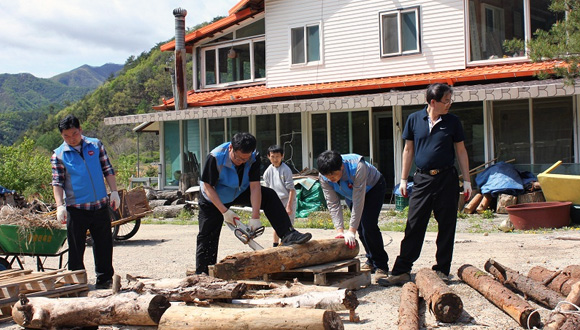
top-left (344, 231), bottom-right (357, 249)
top-left (222, 209), bottom-right (240, 225)
top-left (249, 218), bottom-right (262, 231)
top-left (109, 191), bottom-right (120, 210)
top-left (463, 181), bottom-right (472, 201)
top-left (399, 179), bottom-right (408, 197)
top-left (57, 205), bottom-right (67, 224)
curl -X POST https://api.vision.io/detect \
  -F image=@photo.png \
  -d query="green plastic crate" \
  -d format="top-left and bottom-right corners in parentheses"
top-left (0, 224), bottom-right (67, 255)
top-left (395, 195), bottom-right (409, 211)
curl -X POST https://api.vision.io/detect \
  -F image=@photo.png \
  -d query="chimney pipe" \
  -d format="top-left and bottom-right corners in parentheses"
top-left (173, 8), bottom-right (187, 110)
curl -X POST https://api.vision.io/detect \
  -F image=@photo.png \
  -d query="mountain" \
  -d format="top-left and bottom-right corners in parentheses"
top-left (50, 63), bottom-right (123, 89)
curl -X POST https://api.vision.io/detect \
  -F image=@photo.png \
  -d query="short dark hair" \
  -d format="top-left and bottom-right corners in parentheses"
top-left (267, 145), bottom-right (284, 156)
top-left (231, 132), bottom-right (256, 153)
top-left (317, 150), bottom-right (343, 175)
top-left (426, 83), bottom-right (453, 103)
top-left (58, 115), bottom-right (80, 132)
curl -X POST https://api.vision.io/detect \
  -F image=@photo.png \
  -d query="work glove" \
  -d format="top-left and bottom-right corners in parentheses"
top-left (399, 179), bottom-right (408, 197)
top-left (344, 231), bottom-right (357, 249)
top-left (57, 205), bottom-right (67, 224)
top-left (463, 181), bottom-right (472, 201)
top-left (109, 191), bottom-right (120, 210)
top-left (222, 209), bottom-right (240, 225)
top-left (249, 218), bottom-right (262, 231)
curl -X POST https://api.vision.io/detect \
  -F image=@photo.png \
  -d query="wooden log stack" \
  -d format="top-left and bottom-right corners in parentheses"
top-left (527, 265), bottom-right (580, 296)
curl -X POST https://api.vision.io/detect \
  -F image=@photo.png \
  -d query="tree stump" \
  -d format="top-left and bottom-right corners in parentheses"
top-left (415, 268), bottom-right (462, 323)
top-left (496, 194), bottom-right (517, 214)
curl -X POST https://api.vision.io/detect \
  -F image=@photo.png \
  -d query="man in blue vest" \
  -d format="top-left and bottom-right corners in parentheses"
top-left (51, 114), bottom-right (120, 289)
top-left (196, 132), bottom-right (312, 275)
top-left (379, 83), bottom-right (472, 286)
top-left (317, 150), bottom-right (390, 282)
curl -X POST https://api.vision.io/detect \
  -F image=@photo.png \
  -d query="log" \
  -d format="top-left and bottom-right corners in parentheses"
top-left (545, 282), bottom-right (580, 330)
top-left (476, 193), bottom-right (493, 214)
top-left (463, 193), bottom-right (482, 214)
top-left (126, 274), bottom-right (247, 301)
top-left (158, 305), bottom-right (344, 330)
top-left (484, 259), bottom-right (565, 309)
top-left (527, 266), bottom-right (580, 296)
top-left (517, 191), bottom-right (545, 204)
top-left (152, 204), bottom-right (185, 218)
top-left (155, 190), bottom-right (183, 203)
top-left (149, 199), bottom-right (170, 207)
top-left (231, 288), bottom-right (358, 311)
top-left (211, 239), bottom-right (359, 280)
top-left (457, 264), bottom-right (540, 328)
top-left (496, 194), bottom-right (517, 214)
top-left (398, 282), bottom-right (420, 330)
top-left (415, 268), bottom-right (463, 323)
top-left (12, 292), bottom-right (170, 329)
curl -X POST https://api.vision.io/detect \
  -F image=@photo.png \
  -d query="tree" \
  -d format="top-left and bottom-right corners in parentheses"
top-left (526, 0), bottom-right (580, 84)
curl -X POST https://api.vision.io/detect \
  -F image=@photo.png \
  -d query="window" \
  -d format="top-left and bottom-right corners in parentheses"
top-left (380, 7), bottom-right (420, 57)
top-left (291, 24), bottom-right (321, 65)
top-left (201, 18), bottom-right (265, 87)
top-left (468, 0), bottom-right (563, 62)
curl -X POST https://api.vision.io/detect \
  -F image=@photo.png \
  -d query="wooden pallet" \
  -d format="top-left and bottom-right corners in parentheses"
top-left (262, 259), bottom-right (371, 290)
top-left (0, 268), bottom-right (88, 321)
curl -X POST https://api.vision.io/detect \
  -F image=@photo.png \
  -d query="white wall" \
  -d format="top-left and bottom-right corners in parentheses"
top-left (265, 0), bottom-right (466, 88)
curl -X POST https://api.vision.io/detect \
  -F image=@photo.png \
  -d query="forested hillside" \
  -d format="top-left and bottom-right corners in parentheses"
top-left (50, 63), bottom-right (123, 88)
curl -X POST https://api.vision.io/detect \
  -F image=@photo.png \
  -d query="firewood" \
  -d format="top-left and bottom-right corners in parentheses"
top-left (528, 265), bottom-right (580, 296)
top-left (484, 259), bottom-right (565, 309)
top-left (463, 193), bottom-right (482, 214)
top-left (545, 282), bottom-right (580, 330)
top-left (457, 264), bottom-right (540, 328)
top-left (496, 194), bottom-right (517, 214)
top-left (476, 193), bottom-right (493, 214)
top-left (126, 274), bottom-right (247, 301)
top-left (415, 268), bottom-right (463, 323)
top-left (398, 282), bottom-right (419, 330)
top-left (210, 239), bottom-right (359, 280)
top-left (12, 292), bottom-right (170, 329)
top-left (231, 288), bottom-right (358, 311)
top-left (157, 305), bottom-right (344, 330)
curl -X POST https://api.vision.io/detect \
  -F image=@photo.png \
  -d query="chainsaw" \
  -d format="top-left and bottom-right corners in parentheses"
top-left (226, 218), bottom-right (264, 250)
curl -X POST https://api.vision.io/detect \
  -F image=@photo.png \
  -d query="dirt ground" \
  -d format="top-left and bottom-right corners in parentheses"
top-left (2, 215), bottom-right (580, 330)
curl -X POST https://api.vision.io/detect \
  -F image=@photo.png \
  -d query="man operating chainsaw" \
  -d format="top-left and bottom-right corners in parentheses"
top-left (196, 132), bottom-right (312, 275)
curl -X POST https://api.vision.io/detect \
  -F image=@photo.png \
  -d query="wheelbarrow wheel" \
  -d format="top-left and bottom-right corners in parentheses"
top-left (0, 257), bottom-right (11, 271)
top-left (114, 219), bottom-right (141, 240)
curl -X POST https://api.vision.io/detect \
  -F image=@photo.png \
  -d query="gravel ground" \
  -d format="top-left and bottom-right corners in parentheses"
top-left (2, 215), bottom-right (580, 329)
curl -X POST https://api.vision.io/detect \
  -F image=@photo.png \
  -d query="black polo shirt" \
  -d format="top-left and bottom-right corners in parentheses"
top-left (402, 107), bottom-right (465, 170)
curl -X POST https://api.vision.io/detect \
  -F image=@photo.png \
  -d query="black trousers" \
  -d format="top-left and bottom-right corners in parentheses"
top-left (196, 186), bottom-right (295, 274)
top-left (67, 206), bottom-right (114, 283)
top-left (347, 175), bottom-right (389, 272)
top-left (392, 167), bottom-right (459, 276)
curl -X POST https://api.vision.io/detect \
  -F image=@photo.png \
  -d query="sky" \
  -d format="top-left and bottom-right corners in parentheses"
top-left (0, 0), bottom-right (237, 78)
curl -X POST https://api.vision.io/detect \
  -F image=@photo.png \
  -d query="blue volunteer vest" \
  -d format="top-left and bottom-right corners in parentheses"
top-left (54, 137), bottom-right (108, 205)
top-left (321, 154), bottom-right (374, 201)
top-left (201, 142), bottom-right (257, 204)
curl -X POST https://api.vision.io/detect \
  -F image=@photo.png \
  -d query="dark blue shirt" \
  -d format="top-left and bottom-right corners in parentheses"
top-left (402, 107), bottom-right (465, 170)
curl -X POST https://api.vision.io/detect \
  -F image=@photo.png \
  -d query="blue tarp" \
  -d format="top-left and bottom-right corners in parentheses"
top-left (0, 185), bottom-right (15, 195)
top-left (475, 162), bottom-right (537, 197)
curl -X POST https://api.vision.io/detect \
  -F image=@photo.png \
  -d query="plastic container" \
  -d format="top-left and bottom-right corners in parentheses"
top-left (571, 204), bottom-right (580, 225)
top-left (0, 224), bottom-right (67, 254)
top-left (506, 202), bottom-right (572, 230)
top-left (395, 195), bottom-right (409, 211)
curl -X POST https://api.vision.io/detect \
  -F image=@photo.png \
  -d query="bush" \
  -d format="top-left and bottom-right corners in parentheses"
top-left (0, 138), bottom-right (53, 201)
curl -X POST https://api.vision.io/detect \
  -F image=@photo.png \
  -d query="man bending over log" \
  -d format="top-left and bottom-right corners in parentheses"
top-left (196, 132), bottom-right (312, 274)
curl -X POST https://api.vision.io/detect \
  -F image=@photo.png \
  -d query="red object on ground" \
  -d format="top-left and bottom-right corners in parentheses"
top-left (506, 202), bottom-right (572, 230)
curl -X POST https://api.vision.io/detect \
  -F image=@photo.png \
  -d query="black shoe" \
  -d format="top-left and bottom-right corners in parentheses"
top-left (95, 279), bottom-right (112, 289)
top-left (281, 230), bottom-right (312, 246)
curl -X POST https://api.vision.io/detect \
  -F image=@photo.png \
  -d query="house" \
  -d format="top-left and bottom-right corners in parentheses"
top-left (105, 0), bottom-right (580, 196)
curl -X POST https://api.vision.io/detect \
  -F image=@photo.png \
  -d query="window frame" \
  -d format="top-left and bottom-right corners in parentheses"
top-left (379, 6), bottom-right (421, 58)
top-left (289, 22), bottom-right (323, 67)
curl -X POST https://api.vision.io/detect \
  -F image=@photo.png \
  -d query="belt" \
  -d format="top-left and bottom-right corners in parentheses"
top-left (416, 165), bottom-right (453, 176)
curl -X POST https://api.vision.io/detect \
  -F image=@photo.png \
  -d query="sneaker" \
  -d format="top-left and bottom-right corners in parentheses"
top-left (374, 268), bottom-right (389, 281)
top-left (435, 270), bottom-right (450, 282)
top-left (377, 272), bottom-right (411, 287)
top-left (95, 279), bottom-right (112, 290)
top-left (281, 230), bottom-right (312, 246)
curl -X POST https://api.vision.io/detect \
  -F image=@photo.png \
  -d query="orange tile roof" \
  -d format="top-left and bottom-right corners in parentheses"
top-left (160, 0), bottom-right (263, 52)
top-left (153, 61), bottom-right (559, 110)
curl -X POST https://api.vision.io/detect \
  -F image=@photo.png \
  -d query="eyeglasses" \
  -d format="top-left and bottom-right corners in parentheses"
top-left (437, 99), bottom-right (453, 105)
top-left (231, 150), bottom-right (252, 163)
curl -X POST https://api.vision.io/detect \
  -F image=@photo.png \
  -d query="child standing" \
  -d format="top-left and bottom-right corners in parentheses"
top-left (263, 145), bottom-right (297, 247)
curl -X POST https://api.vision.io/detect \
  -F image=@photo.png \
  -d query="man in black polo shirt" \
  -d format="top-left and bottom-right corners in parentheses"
top-left (379, 83), bottom-right (472, 286)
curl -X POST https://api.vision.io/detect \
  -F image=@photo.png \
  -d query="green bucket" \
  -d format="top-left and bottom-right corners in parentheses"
top-left (0, 224), bottom-right (67, 255)
top-left (395, 195), bottom-right (409, 211)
